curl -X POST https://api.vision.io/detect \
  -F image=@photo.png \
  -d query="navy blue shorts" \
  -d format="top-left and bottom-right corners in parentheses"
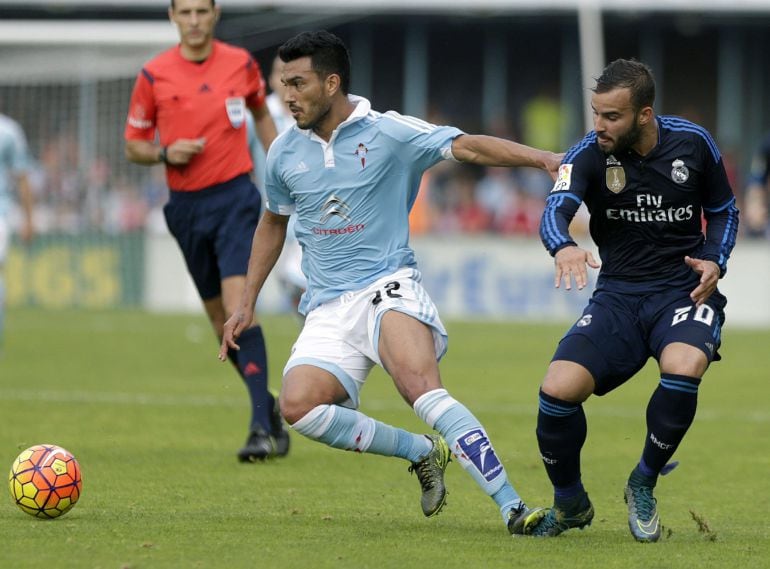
top-left (552, 286), bottom-right (727, 396)
top-left (163, 174), bottom-right (261, 300)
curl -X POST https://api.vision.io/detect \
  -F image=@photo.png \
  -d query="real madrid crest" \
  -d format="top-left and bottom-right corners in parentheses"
top-left (605, 156), bottom-right (626, 194)
top-left (671, 159), bottom-right (689, 184)
top-left (577, 314), bottom-right (592, 328)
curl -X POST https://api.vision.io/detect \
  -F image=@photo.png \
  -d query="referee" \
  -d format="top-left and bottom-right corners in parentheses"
top-left (124, 0), bottom-right (287, 462)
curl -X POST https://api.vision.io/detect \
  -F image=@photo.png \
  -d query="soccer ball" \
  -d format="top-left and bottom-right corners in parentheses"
top-left (8, 444), bottom-right (83, 519)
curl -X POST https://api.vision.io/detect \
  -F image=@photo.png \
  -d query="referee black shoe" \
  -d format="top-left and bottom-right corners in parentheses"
top-left (237, 427), bottom-right (276, 462)
top-left (269, 399), bottom-right (291, 458)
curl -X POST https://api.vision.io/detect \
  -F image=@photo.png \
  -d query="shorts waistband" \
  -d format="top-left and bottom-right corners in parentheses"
top-left (317, 267), bottom-right (420, 309)
top-left (168, 173), bottom-right (251, 202)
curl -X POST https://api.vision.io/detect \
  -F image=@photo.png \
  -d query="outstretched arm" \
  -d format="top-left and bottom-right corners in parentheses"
top-left (451, 134), bottom-right (563, 180)
top-left (218, 210), bottom-right (289, 360)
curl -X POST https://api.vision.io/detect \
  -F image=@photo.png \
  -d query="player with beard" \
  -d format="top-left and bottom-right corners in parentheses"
top-left (525, 59), bottom-right (739, 541)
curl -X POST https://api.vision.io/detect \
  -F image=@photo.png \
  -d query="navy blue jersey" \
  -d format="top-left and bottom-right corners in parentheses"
top-left (540, 116), bottom-right (739, 286)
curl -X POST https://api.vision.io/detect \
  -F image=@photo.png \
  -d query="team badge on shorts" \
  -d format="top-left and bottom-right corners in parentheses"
top-left (225, 97), bottom-right (246, 128)
top-left (577, 314), bottom-right (592, 327)
top-left (671, 159), bottom-right (689, 184)
top-left (457, 429), bottom-right (503, 482)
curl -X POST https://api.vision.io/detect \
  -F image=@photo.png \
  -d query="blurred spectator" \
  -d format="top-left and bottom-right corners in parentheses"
top-left (476, 166), bottom-right (520, 229)
top-left (452, 167), bottom-right (492, 233)
top-left (39, 132), bottom-right (84, 233)
top-left (104, 176), bottom-right (149, 234)
top-left (522, 89), bottom-right (563, 153)
top-left (83, 157), bottom-right (110, 229)
top-left (496, 189), bottom-right (543, 236)
top-left (743, 133), bottom-right (770, 239)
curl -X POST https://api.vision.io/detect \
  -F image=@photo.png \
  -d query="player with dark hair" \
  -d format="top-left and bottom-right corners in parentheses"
top-left (525, 59), bottom-right (739, 541)
top-left (219, 30), bottom-right (563, 534)
top-left (124, 0), bottom-right (289, 462)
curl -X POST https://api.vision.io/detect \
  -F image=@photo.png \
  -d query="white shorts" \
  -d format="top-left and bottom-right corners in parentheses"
top-left (284, 267), bottom-right (448, 409)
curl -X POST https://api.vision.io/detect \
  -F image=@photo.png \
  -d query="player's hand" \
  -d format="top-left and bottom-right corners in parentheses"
top-left (685, 256), bottom-right (720, 306)
top-left (554, 246), bottom-right (600, 291)
top-left (544, 152), bottom-right (565, 181)
top-left (166, 138), bottom-right (206, 165)
top-left (218, 308), bottom-right (252, 361)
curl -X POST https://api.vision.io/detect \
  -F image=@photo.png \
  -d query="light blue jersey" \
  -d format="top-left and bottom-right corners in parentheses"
top-left (265, 96), bottom-right (463, 314)
top-left (0, 114), bottom-right (32, 218)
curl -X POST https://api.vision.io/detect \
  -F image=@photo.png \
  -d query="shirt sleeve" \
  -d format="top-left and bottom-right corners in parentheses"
top-left (699, 137), bottom-right (739, 277)
top-left (380, 111), bottom-right (464, 171)
top-left (539, 136), bottom-right (594, 256)
top-left (264, 140), bottom-right (294, 216)
top-left (124, 69), bottom-right (157, 141)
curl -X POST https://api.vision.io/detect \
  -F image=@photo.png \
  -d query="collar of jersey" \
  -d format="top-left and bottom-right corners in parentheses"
top-left (300, 94), bottom-right (371, 145)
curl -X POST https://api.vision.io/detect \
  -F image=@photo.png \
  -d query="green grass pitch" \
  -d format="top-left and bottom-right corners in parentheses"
top-left (1, 308), bottom-right (768, 568)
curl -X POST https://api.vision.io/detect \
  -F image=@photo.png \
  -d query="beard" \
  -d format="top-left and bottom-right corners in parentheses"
top-left (601, 116), bottom-right (643, 155)
top-left (296, 100), bottom-right (333, 132)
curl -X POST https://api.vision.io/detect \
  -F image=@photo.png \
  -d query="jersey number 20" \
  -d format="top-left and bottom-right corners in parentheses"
top-left (672, 304), bottom-right (715, 327)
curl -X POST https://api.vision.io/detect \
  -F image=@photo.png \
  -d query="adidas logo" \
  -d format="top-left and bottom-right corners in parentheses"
top-left (244, 362), bottom-right (262, 376)
top-left (199, 83), bottom-right (211, 92)
top-left (295, 161), bottom-right (309, 172)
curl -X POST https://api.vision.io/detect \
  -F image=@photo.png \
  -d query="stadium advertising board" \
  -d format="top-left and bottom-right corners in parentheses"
top-left (7, 234), bottom-right (143, 308)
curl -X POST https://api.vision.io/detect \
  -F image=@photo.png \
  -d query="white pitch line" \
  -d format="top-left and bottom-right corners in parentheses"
top-left (0, 388), bottom-right (768, 423)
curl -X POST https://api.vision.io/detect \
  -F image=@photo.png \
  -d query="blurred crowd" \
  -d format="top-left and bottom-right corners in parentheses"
top-left (13, 142), bottom-right (588, 239)
top-left (5, 117), bottom-right (768, 241)
top-left (409, 161), bottom-right (588, 236)
top-left (15, 132), bottom-right (167, 235)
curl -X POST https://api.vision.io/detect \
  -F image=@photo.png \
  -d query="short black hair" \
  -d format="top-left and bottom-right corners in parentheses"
top-left (170, 0), bottom-right (215, 8)
top-left (593, 59), bottom-right (655, 112)
top-left (278, 30), bottom-right (351, 95)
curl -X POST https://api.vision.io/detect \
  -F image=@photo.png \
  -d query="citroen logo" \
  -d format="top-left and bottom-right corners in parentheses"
top-left (319, 194), bottom-right (351, 223)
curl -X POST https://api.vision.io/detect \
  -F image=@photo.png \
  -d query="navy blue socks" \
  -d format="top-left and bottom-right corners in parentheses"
top-left (228, 325), bottom-right (272, 432)
top-left (536, 390), bottom-right (587, 492)
top-left (638, 374), bottom-right (700, 478)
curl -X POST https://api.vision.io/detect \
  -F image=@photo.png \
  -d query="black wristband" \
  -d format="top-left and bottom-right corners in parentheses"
top-left (158, 146), bottom-right (169, 164)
